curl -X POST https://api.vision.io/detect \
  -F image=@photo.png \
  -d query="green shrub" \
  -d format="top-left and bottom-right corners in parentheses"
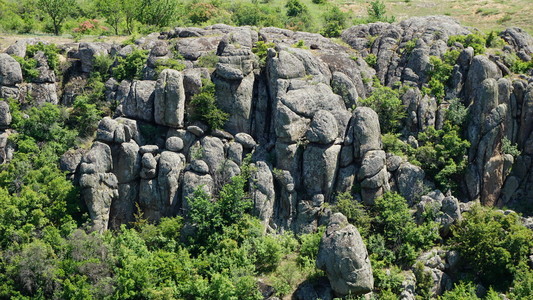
top-left (364, 53), bottom-right (377, 67)
top-left (423, 55), bottom-right (454, 100)
top-left (439, 281), bottom-right (479, 300)
top-left (190, 80), bottom-right (228, 130)
top-left (333, 192), bottom-right (371, 237)
top-left (252, 41), bottom-right (275, 67)
top-left (359, 82), bottom-right (405, 133)
top-left (196, 52), bottom-right (219, 68)
top-left (445, 98), bottom-right (468, 127)
top-left (367, 0), bottom-right (395, 23)
top-left (154, 58), bottom-right (186, 75)
top-left (285, 0), bottom-right (307, 17)
top-left (321, 6), bottom-right (347, 38)
top-left (112, 49), bottom-right (148, 81)
top-left (70, 95), bottom-right (103, 138)
top-left (296, 227), bottom-right (325, 267)
top-left (450, 205), bottom-right (533, 290)
top-left (26, 42), bottom-right (60, 73)
top-left (415, 122), bottom-right (470, 192)
top-left (448, 33), bottom-right (486, 55)
top-left (502, 137), bottom-right (521, 157)
top-left (92, 54), bottom-right (114, 78)
top-left (12, 55), bottom-right (39, 82)
top-left (292, 39), bottom-right (308, 49)
top-left (371, 192), bottom-right (439, 266)
top-left (252, 235), bottom-right (283, 273)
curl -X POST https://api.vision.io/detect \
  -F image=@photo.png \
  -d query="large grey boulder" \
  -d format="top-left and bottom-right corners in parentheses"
top-left (115, 141), bottom-right (141, 183)
top-left (158, 151), bottom-right (185, 209)
top-left (306, 110), bottom-right (338, 144)
top-left (251, 161), bottom-right (275, 229)
top-left (350, 107), bottom-right (382, 158)
top-left (0, 101), bottom-right (12, 127)
top-left (181, 170), bottom-right (214, 211)
top-left (303, 144), bottom-right (341, 198)
top-left (0, 53), bottom-right (23, 86)
top-left (499, 27), bottom-right (533, 55)
top-left (154, 69), bottom-right (186, 127)
top-left (122, 80), bottom-right (156, 122)
top-left (317, 213), bottom-right (373, 296)
top-left (79, 173), bottom-right (119, 233)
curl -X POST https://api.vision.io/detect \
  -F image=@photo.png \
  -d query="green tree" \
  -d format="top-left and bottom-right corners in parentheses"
top-left (136, 0), bottom-right (180, 28)
top-left (367, 0), bottom-right (395, 23)
top-left (37, 0), bottom-right (76, 35)
top-left (190, 80), bottom-right (228, 130)
top-left (359, 82), bottom-right (405, 133)
top-left (285, 0), bottom-right (307, 17)
top-left (321, 6), bottom-right (347, 38)
top-left (96, 0), bottom-right (124, 35)
top-left (450, 205), bottom-right (533, 290)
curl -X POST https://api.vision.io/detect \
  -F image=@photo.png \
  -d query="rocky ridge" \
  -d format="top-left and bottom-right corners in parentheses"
top-left (1, 16), bottom-right (533, 297)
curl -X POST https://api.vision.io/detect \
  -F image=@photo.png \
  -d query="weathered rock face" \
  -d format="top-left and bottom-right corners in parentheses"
top-left (154, 69), bottom-right (186, 128)
top-left (317, 213), bottom-right (374, 296)
top-left (4, 16), bottom-right (532, 253)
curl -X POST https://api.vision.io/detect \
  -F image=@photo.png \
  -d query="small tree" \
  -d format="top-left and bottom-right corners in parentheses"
top-left (96, 0), bottom-right (124, 35)
top-left (37, 0), bottom-right (76, 35)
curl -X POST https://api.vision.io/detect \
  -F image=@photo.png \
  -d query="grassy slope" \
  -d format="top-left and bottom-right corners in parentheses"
top-left (382, 0), bottom-right (533, 34)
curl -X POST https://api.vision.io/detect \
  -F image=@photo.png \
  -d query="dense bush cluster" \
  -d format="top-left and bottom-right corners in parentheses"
top-left (0, 0), bottom-right (396, 37)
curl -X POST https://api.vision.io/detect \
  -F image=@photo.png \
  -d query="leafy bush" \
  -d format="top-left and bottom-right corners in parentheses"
top-left (196, 51), bottom-right (219, 68)
top-left (450, 205), bottom-right (533, 290)
top-left (502, 137), bottom-right (521, 157)
top-left (359, 82), bottom-right (405, 133)
top-left (321, 6), bottom-right (347, 38)
top-left (26, 42), bottom-right (60, 73)
top-left (415, 122), bottom-right (470, 192)
top-left (252, 41), bottom-right (275, 67)
top-left (367, 0), bottom-right (395, 23)
top-left (333, 192), bottom-right (371, 237)
top-left (371, 192), bottom-right (439, 266)
top-left (364, 53), bottom-right (377, 66)
top-left (448, 33), bottom-right (487, 55)
top-left (296, 227), bottom-right (324, 267)
top-left (154, 58), bottom-right (186, 75)
top-left (423, 53), bottom-right (457, 100)
top-left (12, 55), bottom-right (39, 82)
top-left (70, 95), bottom-right (103, 137)
top-left (285, 0), bottom-right (307, 17)
top-left (445, 98), bottom-right (468, 127)
top-left (112, 49), bottom-right (148, 81)
top-left (190, 80), bottom-right (228, 130)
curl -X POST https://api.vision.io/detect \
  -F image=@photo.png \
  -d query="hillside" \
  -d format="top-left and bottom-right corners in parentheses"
top-left (0, 13), bottom-right (532, 300)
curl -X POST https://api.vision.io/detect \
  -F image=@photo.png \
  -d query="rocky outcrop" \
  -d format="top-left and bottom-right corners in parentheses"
top-left (317, 213), bottom-right (373, 296)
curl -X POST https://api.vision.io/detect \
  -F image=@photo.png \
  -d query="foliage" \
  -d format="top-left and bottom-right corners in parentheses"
top-left (333, 192), bottom-right (371, 237)
top-left (112, 49), bottom-right (148, 81)
top-left (321, 6), bottom-right (347, 38)
top-left (445, 98), bottom-right (468, 127)
top-left (136, 0), bottom-right (180, 28)
top-left (296, 227), bottom-right (324, 267)
top-left (370, 192), bottom-right (439, 266)
top-left (12, 55), bottom-right (39, 82)
top-left (70, 95), bottom-right (103, 137)
top-left (154, 58), bottom-right (186, 75)
top-left (502, 137), bottom-right (521, 157)
top-left (285, 0), bottom-right (307, 17)
top-left (423, 53), bottom-right (458, 100)
top-left (359, 81), bottom-right (405, 133)
top-left (37, 0), bottom-right (76, 35)
top-left (196, 51), bottom-right (219, 68)
top-left (450, 205), bottom-right (533, 290)
top-left (439, 281), bottom-right (479, 300)
top-left (415, 122), bottom-right (470, 192)
top-left (190, 80), bottom-right (228, 130)
top-left (26, 42), bottom-right (60, 73)
top-left (448, 33), bottom-right (487, 55)
top-left (364, 53), bottom-right (377, 67)
top-left (414, 261), bottom-right (433, 300)
top-left (367, 0), bottom-right (395, 23)
top-left (252, 41), bottom-right (275, 67)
